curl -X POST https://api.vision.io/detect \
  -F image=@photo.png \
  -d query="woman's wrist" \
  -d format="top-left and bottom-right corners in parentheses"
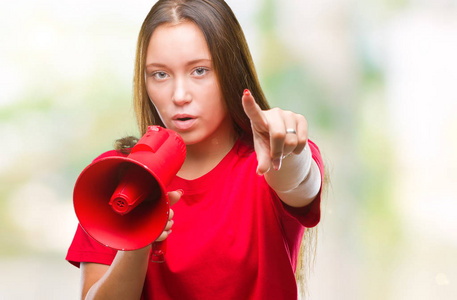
top-left (265, 143), bottom-right (313, 193)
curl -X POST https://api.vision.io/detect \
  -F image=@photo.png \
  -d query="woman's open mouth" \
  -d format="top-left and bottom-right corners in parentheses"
top-left (172, 114), bottom-right (197, 130)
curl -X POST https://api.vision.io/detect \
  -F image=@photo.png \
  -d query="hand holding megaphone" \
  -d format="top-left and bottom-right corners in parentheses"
top-left (154, 189), bottom-right (181, 242)
top-left (73, 126), bottom-right (186, 262)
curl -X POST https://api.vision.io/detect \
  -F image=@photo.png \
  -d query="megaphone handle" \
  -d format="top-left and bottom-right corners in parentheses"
top-left (150, 240), bottom-right (167, 263)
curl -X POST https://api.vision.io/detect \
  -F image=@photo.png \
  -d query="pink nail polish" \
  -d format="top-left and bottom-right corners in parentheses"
top-left (273, 158), bottom-right (282, 171)
top-left (243, 89), bottom-right (251, 96)
top-left (177, 189), bottom-right (184, 196)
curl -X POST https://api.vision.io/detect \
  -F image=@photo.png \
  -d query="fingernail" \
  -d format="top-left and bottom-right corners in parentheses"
top-left (273, 158), bottom-right (282, 171)
top-left (177, 189), bottom-right (184, 196)
top-left (243, 89), bottom-right (251, 96)
top-left (256, 167), bottom-right (263, 176)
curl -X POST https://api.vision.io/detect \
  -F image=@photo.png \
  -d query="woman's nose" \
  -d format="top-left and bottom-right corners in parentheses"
top-left (172, 78), bottom-right (192, 105)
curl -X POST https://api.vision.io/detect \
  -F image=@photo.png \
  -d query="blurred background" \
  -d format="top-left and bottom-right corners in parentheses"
top-left (1, 0), bottom-right (456, 299)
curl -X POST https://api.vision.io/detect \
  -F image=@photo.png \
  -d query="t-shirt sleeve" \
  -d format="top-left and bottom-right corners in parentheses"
top-left (66, 225), bottom-right (117, 268)
top-left (281, 140), bottom-right (325, 228)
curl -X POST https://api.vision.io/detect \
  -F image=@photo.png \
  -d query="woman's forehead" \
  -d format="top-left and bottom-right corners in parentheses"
top-left (146, 21), bottom-right (211, 65)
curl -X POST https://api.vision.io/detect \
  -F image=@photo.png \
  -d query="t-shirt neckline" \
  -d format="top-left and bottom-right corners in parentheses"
top-left (171, 139), bottom-right (243, 194)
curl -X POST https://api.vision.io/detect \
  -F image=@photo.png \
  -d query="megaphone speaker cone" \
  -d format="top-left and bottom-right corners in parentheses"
top-left (74, 158), bottom-right (169, 250)
top-left (73, 126), bottom-right (186, 254)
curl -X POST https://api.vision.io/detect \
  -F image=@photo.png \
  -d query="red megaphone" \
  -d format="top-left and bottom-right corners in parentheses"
top-left (73, 126), bottom-right (186, 262)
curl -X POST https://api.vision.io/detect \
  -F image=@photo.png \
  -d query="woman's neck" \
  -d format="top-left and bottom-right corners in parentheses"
top-left (178, 130), bottom-right (237, 180)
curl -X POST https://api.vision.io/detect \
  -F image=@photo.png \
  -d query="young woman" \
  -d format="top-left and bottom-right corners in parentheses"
top-left (67, 0), bottom-right (325, 299)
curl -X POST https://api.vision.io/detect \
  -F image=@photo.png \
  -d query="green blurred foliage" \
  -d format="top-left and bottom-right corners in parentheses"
top-left (255, 1), bottom-right (406, 298)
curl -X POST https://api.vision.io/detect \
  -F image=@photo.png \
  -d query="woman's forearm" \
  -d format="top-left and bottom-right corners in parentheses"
top-left (265, 143), bottom-right (321, 207)
top-left (84, 246), bottom-right (151, 300)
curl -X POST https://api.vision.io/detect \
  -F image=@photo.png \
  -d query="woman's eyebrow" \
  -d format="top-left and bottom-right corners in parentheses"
top-left (185, 58), bottom-right (212, 66)
top-left (145, 62), bottom-right (167, 68)
top-left (145, 58), bottom-right (212, 68)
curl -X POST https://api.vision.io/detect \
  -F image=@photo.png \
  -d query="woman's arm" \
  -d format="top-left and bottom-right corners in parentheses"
top-left (242, 90), bottom-right (322, 207)
top-left (264, 144), bottom-right (321, 207)
top-left (80, 190), bottom-right (181, 300)
top-left (81, 247), bottom-right (151, 300)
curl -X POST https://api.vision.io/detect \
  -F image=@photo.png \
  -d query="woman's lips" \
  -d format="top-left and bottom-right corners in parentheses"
top-left (172, 114), bottom-right (197, 130)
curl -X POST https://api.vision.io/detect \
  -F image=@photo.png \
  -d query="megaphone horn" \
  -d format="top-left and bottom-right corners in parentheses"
top-left (73, 126), bottom-right (186, 262)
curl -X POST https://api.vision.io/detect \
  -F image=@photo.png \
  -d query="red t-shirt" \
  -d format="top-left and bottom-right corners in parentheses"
top-left (67, 139), bottom-right (324, 300)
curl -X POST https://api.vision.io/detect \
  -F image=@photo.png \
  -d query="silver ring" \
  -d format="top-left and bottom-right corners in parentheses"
top-left (286, 128), bottom-right (297, 134)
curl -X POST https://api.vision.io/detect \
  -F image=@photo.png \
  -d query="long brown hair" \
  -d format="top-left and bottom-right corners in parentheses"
top-left (132, 0), bottom-right (269, 142)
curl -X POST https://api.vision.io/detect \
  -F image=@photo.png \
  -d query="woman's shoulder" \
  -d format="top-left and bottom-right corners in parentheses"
top-left (235, 138), bottom-right (255, 157)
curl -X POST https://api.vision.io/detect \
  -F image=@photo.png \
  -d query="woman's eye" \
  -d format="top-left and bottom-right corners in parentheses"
top-left (193, 67), bottom-right (208, 76)
top-left (152, 71), bottom-right (168, 80)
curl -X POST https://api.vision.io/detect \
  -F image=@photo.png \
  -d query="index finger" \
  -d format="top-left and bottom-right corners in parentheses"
top-left (242, 89), bottom-right (268, 130)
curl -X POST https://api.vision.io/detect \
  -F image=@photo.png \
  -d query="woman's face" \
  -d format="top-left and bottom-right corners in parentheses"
top-left (145, 21), bottom-right (234, 146)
